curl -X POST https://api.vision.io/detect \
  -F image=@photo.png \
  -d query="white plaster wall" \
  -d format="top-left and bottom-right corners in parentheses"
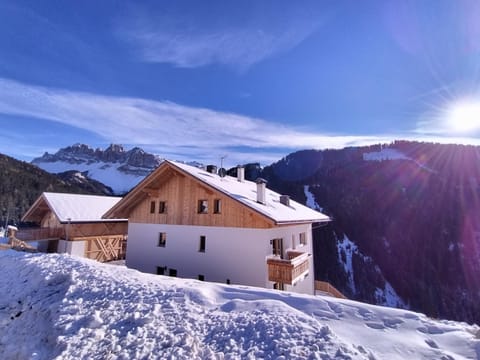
top-left (126, 223), bottom-right (315, 294)
top-left (58, 240), bottom-right (86, 257)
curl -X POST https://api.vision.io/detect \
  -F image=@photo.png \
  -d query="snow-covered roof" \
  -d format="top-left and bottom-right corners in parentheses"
top-left (169, 161), bottom-right (329, 224)
top-left (33, 192), bottom-right (126, 223)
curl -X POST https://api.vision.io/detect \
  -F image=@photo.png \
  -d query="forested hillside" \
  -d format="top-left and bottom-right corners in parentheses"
top-left (258, 141), bottom-right (480, 324)
top-left (0, 153), bottom-right (111, 226)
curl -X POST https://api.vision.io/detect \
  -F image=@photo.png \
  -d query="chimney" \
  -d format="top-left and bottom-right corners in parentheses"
top-left (255, 178), bottom-right (267, 205)
top-left (237, 166), bottom-right (245, 182)
top-left (206, 165), bottom-right (217, 174)
top-left (280, 195), bottom-right (290, 207)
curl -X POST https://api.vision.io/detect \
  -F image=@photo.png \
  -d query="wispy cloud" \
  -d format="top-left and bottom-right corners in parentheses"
top-left (0, 77), bottom-right (401, 165)
top-left (117, 3), bottom-right (323, 70)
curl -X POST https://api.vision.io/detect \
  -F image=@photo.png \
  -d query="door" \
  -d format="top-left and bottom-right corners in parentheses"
top-left (271, 238), bottom-right (283, 258)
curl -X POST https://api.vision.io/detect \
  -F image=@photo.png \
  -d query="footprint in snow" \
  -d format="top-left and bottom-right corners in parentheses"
top-left (365, 322), bottom-right (385, 330)
top-left (383, 317), bottom-right (404, 329)
top-left (424, 339), bottom-right (439, 349)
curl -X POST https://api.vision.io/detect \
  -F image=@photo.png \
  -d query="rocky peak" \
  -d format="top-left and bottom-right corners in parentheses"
top-left (32, 143), bottom-right (164, 179)
top-left (125, 147), bottom-right (158, 168)
top-left (101, 144), bottom-right (126, 163)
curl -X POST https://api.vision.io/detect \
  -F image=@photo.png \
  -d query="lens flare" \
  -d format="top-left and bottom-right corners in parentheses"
top-left (445, 100), bottom-right (480, 134)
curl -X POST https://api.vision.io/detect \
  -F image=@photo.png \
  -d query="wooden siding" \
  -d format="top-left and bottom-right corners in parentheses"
top-left (68, 222), bottom-right (127, 239)
top-left (129, 172), bottom-right (274, 228)
top-left (83, 235), bottom-right (127, 262)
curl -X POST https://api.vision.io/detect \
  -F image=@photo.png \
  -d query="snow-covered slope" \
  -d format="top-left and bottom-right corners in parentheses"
top-left (37, 160), bottom-right (147, 195)
top-left (1, 251), bottom-right (478, 359)
top-left (363, 147), bottom-right (435, 172)
top-left (337, 235), bottom-right (407, 308)
top-left (362, 148), bottom-right (409, 161)
top-left (32, 144), bottom-right (163, 194)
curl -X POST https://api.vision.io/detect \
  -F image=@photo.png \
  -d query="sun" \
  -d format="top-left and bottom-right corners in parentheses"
top-left (445, 100), bottom-right (480, 134)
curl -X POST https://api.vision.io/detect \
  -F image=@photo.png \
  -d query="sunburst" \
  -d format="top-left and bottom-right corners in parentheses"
top-left (445, 100), bottom-right (480, 134)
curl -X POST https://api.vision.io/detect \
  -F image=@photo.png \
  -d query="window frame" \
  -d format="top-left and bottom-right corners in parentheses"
top-left (158, 201), bottom-right (167, 214)
top-left (198, 199), bottom-right (208, 214)
top-left (169, 268), bottom-right (177, 277)
top-left (213, 198), bottom-right (222, 214)
top-left (158, 232), bottom-right (167, 247)
top-left (199, 235), bottom-right (206, 252)
top-left (299, 232), bottom-right (307, 246)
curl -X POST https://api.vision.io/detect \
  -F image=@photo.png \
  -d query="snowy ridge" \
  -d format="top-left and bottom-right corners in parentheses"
top-left (0, 251), bottom-right (478, 359)
top-left (337, 235), bottom-right (407, 309)
top-left (363, 148), bottom-right (435, 173)
top-left (362, 148), bottom-right (409, 161)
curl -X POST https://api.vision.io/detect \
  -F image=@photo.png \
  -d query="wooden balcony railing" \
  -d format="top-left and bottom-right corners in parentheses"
top-left (15, 228), bottom-right (65, 242)
top-left (267, 251), bottom-right (310, 285)
top-left (314, 281), bottom-right (347, 299)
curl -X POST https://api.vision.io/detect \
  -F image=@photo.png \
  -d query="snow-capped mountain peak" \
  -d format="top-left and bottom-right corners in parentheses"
top-left (32, 144), bottom-right (164, 194)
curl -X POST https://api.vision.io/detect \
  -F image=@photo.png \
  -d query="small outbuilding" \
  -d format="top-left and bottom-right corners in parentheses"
top-left (21, 192), bottom-right (127, 262)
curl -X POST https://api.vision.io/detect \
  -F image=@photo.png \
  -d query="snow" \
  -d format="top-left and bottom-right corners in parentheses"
top-left (35, 161), bottom-right (146, 194)
top-left (363, 148), bottom-right (436, 173)
top-left (337, 235), bottom-right (407, 308)
top-left (363, 148), bottom-right (409, 161)
top-left (1, 251), bottom-right (478, 359)
top-left (39, 192), bottom-right (126, 223)
top-left (167, 161), bottom-right (330, 224)
top-left (337, 235), bottom-right (357, 294)
top-left (304, 185), bottom-right (323, 212)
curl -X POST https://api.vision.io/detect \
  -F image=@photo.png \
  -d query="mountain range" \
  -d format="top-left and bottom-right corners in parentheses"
top-left (32, 144), bottom-right (163, 194)
top-left (3, 141), bottom-right (480, 325)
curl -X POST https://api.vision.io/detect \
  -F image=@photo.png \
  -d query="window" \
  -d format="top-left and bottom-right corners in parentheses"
top-left (273, 282), bottom-right (285, 291)
top-left (150, 201), bottom-right (156, 214)
top-left (156, 266), bottom-right (165, 275)
top-left (158, 232), bottom-right (167, 247)
top-left (158, 201), bottom-right (167, 214)
top-left (198, 199), bottom-right (208, 213)
top-left (213, 199), bottom-right (221, 214)
top-left (169, 268), bottom-right (177, 277)
top-left (199, 235), bottom-right (206, 252)
top-left (299, 232), bottom-right (307, 246)
top-left (198, 274), bottom-right (205, 281)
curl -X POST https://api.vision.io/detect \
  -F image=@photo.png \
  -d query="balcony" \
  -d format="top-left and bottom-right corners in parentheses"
top-left (267, 250), bottom-right (310, 285)
top-left (15, 228), bottom-right (65, 242)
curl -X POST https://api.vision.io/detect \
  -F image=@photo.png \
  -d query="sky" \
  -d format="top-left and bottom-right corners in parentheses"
top-left (1, 0), bottom-right (480, 167)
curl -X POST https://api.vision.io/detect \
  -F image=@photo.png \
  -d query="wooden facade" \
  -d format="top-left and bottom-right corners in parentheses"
top-left (83, 235), bottom-right (127, 262)
top-left (111, 165), bottom-right (274, 229)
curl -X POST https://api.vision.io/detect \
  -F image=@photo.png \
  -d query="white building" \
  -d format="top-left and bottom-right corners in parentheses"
top-left (105, 161), bottom-right (330, 294)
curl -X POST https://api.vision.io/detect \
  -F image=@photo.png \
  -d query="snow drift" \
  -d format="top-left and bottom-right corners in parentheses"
top-left (0, 251), bottom-right (478, 359)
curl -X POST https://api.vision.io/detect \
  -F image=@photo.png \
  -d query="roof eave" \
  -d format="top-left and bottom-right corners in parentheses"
top-left (275, 217), bottom-right (331, 226)
top-left (59, 219), bottom-right (128, 224)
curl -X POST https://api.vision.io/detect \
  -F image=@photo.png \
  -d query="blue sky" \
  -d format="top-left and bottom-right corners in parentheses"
top-left (1, 0), bottom-right (480, 166)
